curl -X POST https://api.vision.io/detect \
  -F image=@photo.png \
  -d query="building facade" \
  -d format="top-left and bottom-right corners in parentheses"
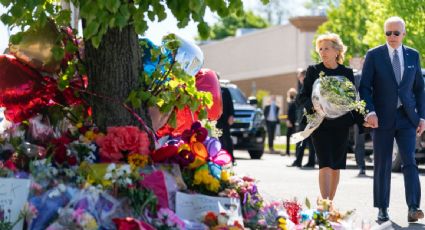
top-left (200, 16), bottom-right (327, 115)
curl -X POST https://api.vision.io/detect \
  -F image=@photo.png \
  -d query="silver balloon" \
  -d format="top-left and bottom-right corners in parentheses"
top-left (174, 35), bottom-right (204, 76)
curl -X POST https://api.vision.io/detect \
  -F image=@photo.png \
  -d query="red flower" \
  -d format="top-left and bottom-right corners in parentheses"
top-left (97, 126), bottom-right (151, 162)
top-left (151, 145), bottom-right (178, 163)
top-left (112, 217), bottom-right (155, 230)
top-left (4, 160), bottom-right (17, 171)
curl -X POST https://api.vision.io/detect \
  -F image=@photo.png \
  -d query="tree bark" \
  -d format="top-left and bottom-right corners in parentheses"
top-left (85, 26), bottom-right (148, 131)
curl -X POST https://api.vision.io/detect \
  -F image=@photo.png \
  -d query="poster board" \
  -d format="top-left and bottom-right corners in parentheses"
top-left (175, 191), bottom-right (242, 224)
top-left (0, 178), bottom-right (31, 230)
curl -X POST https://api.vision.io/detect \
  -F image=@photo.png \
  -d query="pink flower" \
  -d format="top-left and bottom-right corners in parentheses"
top-left (97, 126), bottom-right (151, 162)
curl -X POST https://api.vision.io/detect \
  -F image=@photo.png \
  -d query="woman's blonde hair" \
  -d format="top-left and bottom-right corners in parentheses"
top-left (315, 33), bottom-right (347, 64)
top-left (286, 88), bottom-right (297, 102)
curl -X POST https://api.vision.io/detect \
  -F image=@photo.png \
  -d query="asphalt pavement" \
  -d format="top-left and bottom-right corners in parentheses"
top-left (232, 149), bottom-right (425, 229)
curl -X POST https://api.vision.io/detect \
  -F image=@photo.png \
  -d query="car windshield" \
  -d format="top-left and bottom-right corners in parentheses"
top-left (228, 87), bottom-right (247, 104)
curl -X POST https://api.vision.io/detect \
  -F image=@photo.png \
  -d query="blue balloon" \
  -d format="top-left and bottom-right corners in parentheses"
top-left (140, 38), bottom-right (172, 77)
top-left (208, 162), bottom-right (222, 179)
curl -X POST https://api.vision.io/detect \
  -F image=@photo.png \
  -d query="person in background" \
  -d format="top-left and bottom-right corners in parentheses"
top-left (353, 71), bottom-right (366, 175)
top-left (289, 69), bottom-right (316, 167)
top-left (285, 88), bottom-right (297, 156)
top-left (217, 81), bottom-right (235, 164)
top-left (360, 16), bottom-right (425, 222)
top-left (264, 95), bottom-right (280, 154)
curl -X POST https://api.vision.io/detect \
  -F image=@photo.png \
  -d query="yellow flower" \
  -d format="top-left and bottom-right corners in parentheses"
top-left (76, 122), bottom-right (83, 128)
top-left (128, 153), bottom-right (149, 170)
top-left (278, 217), bottom-right (288, 230)
top-left (84, 130), bottom-right (97, 141)
top-left (221, 170), bottom-right (230, 182)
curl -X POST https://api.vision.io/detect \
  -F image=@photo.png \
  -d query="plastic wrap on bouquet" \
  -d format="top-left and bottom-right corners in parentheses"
top-left (291, 76), bottom-right (358, 143)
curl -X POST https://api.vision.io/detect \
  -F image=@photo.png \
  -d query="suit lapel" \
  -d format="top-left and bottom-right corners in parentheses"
top-left (401, 45), bottom-right (409, 85)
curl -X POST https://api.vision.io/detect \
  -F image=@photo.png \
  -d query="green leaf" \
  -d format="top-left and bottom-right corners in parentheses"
top-left (84, 20), bottom-right (100, 39)
top-left (115, 14), bottom-right (128, 29)
top-left (105, 0), bottom-right (121, 13)
top-left (56, 10), bottom-right (71, 26)
top-left (168, 112), bottom-right (177, 128)
top-left (134, 20), bottom-right (148, 34)
top-left (91, 35), bottom-right (102, 49)
top-left (0, 14), bottom-right (13, 25)
top-left (9, 32), bottom-right (23, 44)
top-left (51, 46), bottom-right (65, 61)
top-left (305, 197), bottom-right (311, 209)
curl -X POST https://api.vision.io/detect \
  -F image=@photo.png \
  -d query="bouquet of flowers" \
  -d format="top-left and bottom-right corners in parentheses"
top-left (311, 71), bottom-right (366, 118)
top-left (292, 71), bottom-right (366, 143)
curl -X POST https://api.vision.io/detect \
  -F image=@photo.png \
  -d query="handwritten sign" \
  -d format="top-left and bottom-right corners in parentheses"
top-left (0, 178), bottom-right (30, 230)
top-left (175, 192), bottom-right (242, 224)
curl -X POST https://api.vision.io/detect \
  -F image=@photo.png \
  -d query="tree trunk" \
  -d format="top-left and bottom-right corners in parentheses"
top-left (85, 26), bottom-right (148, 131)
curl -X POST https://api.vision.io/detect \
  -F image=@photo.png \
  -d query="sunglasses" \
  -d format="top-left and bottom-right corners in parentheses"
top-left (385, 31), bottom-right (401, 36)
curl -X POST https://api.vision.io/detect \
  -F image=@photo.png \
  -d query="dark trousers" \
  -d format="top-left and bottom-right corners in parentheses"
top-left (266, 121), bottom-right (278, 149)
top-left (219, 125), bottom-right (234, 163)
top-left (354, 124), bottom-right (366, 170)
top-left (286, 127), bottom-right (295, 155)
top-left (293, 137), bottom-right (316, 166)
top-left (373, 109), bottom-right (421, 209)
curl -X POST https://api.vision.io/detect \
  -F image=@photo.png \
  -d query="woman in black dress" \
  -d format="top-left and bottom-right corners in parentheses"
top-left (298, 33), bottom-right (363, 200)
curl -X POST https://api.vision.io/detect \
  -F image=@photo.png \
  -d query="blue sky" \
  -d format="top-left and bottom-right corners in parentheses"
top-left (0, 1), bottom-right (308, 51)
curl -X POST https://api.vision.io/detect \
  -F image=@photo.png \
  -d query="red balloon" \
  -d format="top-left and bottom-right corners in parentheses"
top-left (195, 68), bottom-right (222, 121)
top-left (0, 54), bottom-right (85, 122)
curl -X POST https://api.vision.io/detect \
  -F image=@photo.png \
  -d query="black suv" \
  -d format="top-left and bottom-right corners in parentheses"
top-left (220, 81), bottom-right (266, 159)
top-left (350, 69), bottom-right (425, 171)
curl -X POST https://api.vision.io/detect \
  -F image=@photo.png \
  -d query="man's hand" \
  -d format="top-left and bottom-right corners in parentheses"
top-left (366, 114), bottom-right (379, 128)
top-left (228, 116), bottom-right (234, 126)
top-left (286, 120), bottom-right (293, 128)
top-left (417, 119), bottom-right (425, 136)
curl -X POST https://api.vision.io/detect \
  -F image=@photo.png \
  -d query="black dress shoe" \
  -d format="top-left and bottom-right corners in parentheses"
top-left (287, 162), bottom-right (301, 167)
top-left (408, 208), bottom-right (424, 222)
top-left (303, 163), bottom-right (315, 168)
top-left (358, 168), bottom-right (366, 175)
top-left (378, 208), bottom-right (389, 221)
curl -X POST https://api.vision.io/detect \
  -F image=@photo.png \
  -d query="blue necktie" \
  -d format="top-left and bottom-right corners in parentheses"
top-left (393, 50), bottom-right (401, 84)
top-left (392, 50), bottom-right (402, 107)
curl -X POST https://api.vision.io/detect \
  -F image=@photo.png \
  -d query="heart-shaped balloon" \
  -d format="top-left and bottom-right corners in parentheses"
top-left (210, 149), bottom-right (232, 166)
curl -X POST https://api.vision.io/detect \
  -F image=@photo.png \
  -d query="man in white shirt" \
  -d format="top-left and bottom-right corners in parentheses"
top-left (263, 95), bottom-right (280, 154)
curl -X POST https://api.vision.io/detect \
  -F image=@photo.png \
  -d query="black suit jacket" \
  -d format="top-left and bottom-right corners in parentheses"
top-left (217, 87), bottom-right (234, 128)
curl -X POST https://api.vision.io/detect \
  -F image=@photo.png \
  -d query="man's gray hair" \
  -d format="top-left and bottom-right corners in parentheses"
top-left (384, 16), bottom-right (406, 32)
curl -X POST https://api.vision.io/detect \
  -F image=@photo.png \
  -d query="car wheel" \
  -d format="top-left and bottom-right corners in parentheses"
top-left (391, 142), bottom-right (402, 172)
top-left (248, 150), bottom-right (264, 159)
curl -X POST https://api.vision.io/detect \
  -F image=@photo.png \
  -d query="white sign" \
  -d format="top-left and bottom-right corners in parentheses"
top-left (0, 178), bottom-right (31, 230)
top-left (175, 192), bottom-right (242, 224)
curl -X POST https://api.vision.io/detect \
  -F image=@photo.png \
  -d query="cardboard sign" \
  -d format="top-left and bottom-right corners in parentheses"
top-left (175, 191), bottom-right (242, 224)
top-left (0, 178), bottom-right (31, 230)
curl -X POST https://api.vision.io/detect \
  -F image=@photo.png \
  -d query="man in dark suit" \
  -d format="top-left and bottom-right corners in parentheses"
top-left (217, 86), bottom-right (235, 163)
top-left (264, 95), bottom-right (280, 154)
top-left (360, 16), bottom-right (425, 222)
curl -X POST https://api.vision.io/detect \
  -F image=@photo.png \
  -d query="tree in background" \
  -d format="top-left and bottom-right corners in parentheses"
top-left (314, 0), bottom-right (425, 66)
top-left (363, 0), bottom-right (425, 66)
top-left (198, 11), bottom-right (269, 41)
top-left (257, 0), bottom-right (289, 25)
top-left (0, 0), bottom-right (269, 131)
top-left (315, 0), bottom-right (370, 64)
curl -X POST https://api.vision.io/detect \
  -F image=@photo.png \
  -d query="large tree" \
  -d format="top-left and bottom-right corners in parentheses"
top-left (315, 0), bottom-right (425, 66)
top-left (0, 0), bottom-right (269, 132)
top-left (198, 10), bottom-right (269, 41)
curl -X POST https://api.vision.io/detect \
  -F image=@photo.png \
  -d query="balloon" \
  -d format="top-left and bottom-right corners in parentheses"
top-left (9, 20), bottom-right (62, 73)
top-left (163, 34), bottom-right (204, 76)
top-left (140, 38), bottom-right (172, 77)
top-left (208, 162), bottom-right (222, 179)
top-left (204, 137), bottom-right (221, 158)
top-left (210, 149), bottom-right (232, 166)
top-left (195, 68), bottom-right (223, 120)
